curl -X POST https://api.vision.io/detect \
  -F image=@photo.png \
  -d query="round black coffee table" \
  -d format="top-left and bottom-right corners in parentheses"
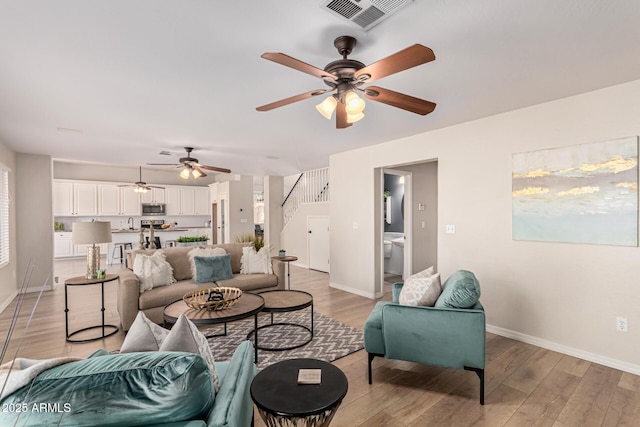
top-left (251, 358), bottom-right (348, 426)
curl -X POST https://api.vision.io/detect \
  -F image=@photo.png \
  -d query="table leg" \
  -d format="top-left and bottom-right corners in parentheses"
top-left (311, 301), bottom-right (314, 337)
top-left (287, 262), bottom-right (291, 290)
top-left (64, 284), bottom-right (69, 339)
top-left (254, 313), bottom-right (258, 364)
top-left (100, 282), bottom-right (106, 337)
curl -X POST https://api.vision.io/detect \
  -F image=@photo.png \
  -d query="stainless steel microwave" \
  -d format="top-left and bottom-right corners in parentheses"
top-left (141, 203), bottom-right (166, 216)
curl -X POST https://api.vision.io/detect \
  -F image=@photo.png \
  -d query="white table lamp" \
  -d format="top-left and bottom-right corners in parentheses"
top-left (72, 221), bottom-right (112, 279)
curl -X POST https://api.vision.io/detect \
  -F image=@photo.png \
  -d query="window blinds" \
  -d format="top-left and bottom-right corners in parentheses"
top-left (0, 165), bottom-right (9, 268)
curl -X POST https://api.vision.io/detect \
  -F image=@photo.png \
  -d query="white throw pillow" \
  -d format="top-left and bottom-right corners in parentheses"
top-left (159, 314), bottom-right (220, 393)
top-left (133, 250), bottom-right (176, 293)
top-left (240, 246), bottom-right (273, 274)
top-left (120, 311), bottom-right (169, 353)
top-left (399, 271), bottom-right (442, 307)
top-left (188, 247), bottom-right (227, 279)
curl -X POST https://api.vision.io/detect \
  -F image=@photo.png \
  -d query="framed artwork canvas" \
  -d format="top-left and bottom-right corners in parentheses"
top-left (512, 137), bottom-right (638, 246)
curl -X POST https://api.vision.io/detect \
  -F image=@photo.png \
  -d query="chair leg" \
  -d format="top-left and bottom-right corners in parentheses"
top-left (368, 353), bottom-right (384, 385)
top-left (464, 366), bottom-right (485, 405)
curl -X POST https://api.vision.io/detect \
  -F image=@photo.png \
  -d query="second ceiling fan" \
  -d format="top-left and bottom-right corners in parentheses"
top-left (256, 36), bottom-right (436, 128)
top-left (147, 147), bottom-right (231, 179)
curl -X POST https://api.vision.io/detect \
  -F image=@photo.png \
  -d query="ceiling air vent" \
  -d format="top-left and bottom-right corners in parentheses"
top-left (321, 0), bottom-right (414, 31)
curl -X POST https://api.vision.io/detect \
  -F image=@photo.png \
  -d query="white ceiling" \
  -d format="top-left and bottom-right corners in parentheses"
top-left (1, 1), bottom-right (639, 177)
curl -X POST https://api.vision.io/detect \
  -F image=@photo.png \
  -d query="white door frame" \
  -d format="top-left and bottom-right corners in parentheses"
top-left (378, 168), bottom-right (413, 296)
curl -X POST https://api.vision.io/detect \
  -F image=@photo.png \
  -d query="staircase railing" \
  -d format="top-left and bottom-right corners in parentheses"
top-left (282, 167), bottom-right (329, 226)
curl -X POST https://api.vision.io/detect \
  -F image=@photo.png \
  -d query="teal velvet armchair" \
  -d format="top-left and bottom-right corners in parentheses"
top-left (364, 270), bottom-right (486, 404)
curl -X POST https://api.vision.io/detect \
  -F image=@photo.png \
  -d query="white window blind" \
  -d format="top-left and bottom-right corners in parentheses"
top-left (0, 165), bottom-right (9, 268)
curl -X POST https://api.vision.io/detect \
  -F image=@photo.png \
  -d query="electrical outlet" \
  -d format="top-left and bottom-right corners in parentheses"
top-left (445, 224), bottom-right (456, 234)
top-left (616, 316), bottom-right (628, 332)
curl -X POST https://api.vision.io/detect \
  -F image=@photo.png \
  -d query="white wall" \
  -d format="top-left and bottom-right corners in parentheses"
top-left (330, 79), bottom-right (640, 373)
top-left (281, 202), bottom-right (329, 268)
top-left (17, 154), bottom-right (54, 291)
top-left (264, 176), bottom-right (284, 255)
top-left (0, 140), bottom-right (17, 311)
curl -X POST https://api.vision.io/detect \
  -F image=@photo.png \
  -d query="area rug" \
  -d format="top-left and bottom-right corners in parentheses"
top-left (204, 311), bottom-right (363, 370)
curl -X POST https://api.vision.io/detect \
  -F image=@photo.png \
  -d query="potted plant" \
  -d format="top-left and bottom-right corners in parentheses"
top-left (278, 249), bottom-right (286, 258)
top-left (175, 236), bottom-right (209, 247)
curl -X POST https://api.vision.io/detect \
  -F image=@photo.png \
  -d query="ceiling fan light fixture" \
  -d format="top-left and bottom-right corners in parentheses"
top-left (192, 168), bottom-right (204, 178)
top-left (345, 91), bottom-right (365, 115)
top-left (347, 111), bottom-right (365, 124)
top-left (180, 167), bottom-right (190, 179)
top-left (134, 186), bottom-right (148, 193)
top-left (315, 95), bottom-right (337, 120)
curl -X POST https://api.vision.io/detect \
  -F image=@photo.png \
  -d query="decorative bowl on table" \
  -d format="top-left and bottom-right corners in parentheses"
top-left (183, 287), bottom-right (243, 311)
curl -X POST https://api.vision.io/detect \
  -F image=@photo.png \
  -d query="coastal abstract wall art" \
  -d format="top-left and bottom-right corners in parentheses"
top-left (512, 137), bottom-right (638, 246)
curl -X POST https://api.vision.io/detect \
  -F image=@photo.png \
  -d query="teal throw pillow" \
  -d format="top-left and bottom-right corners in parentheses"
top-left (194, 254), bottom-right (233, 283)
top-left (434, 270), bottom-right (481, 309)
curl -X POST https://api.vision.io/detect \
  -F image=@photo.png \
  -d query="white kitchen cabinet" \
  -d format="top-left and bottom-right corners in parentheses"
top-left (165, 186), bottom-right (208, 215)
top-left (141, 188), bottom-right (165, 203)
top-left (165, 187), bottom-right (181, 215)
top-left (195, 187), bottom-right (210, 215)
top-left (98, 184), bottom-right (120, 216)
top-left (119, 187), bottom-right (141, 215)
top-left (180, 187), bottom-right (196, 215)
top-left (53, 181), bottom-right (98, 216)
top-left (54, 232), bottom-right (74, 258)
top-left (98, 184), bottom-right (140, 216)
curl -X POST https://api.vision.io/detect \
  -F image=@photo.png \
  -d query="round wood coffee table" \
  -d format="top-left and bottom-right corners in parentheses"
top-left (163, 292), bottom-right (264, 363)
top-left (248, 290), bottom-right (313, 351)
top-left (251, 358), bottom-right (348, 426)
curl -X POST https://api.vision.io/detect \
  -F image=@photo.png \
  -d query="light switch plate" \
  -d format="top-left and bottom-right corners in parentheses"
top-left (446, 224), bottom-right (456, 234)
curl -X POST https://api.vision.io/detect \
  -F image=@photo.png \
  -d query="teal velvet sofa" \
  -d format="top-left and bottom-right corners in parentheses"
top-left (364, 270), bottom-right (486, 404)
top-left (0, 341), bottom-right (256, 426)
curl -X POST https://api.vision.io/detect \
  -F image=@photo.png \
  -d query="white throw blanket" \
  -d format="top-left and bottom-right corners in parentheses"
top-left (0, 357), bottom-right (81, 400)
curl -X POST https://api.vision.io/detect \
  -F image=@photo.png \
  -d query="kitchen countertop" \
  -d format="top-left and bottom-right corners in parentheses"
top-left (111, 227), bottom-right (208, 233)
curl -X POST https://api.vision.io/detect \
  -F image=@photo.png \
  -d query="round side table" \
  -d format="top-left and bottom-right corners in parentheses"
top-left (251, 358), bottom-right (348, 426)
top-left (272, 256), bottom-right (298, 290)
top-left (64, 274), bottom-right (119, 343)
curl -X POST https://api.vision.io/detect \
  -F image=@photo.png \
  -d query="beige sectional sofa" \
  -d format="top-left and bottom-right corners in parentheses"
top-left (118, 242), bottom-right (285, 331)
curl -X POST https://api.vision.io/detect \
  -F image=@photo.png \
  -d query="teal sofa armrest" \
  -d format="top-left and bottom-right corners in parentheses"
top-left (392, 282), bottom-right (404, 303)
top-left (207, 341), bottom-right (256, 427)
top-left (382, 304), bottom-right (486, 370)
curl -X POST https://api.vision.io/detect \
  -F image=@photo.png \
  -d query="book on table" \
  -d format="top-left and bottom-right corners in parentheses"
top-left (297, 369), bottom-right (321, 384)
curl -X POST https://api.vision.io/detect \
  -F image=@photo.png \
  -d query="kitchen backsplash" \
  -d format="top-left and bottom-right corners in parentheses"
top-left (54, 215), bottom-right (211, 231)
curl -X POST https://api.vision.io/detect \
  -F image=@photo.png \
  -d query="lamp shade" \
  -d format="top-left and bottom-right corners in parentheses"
top-left (72, 221), bottom-right (112, 245)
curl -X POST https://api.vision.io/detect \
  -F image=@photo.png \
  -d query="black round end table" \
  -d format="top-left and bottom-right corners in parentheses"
top-left (64, 274), bottom-right (119, 343)
top-left (251, 358), bottom-right (348, 426)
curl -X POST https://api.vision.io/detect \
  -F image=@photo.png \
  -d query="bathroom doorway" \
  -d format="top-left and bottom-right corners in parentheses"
top-left (379, 168), bottom-right (412, 295)
top-left (376, 161), bottom-right (438, 297)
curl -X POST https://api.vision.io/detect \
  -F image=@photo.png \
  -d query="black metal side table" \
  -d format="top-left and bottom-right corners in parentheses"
top-left (251, 358), bottom-right (348, 427)
top-left (64, 274), bottom-right (119, 343)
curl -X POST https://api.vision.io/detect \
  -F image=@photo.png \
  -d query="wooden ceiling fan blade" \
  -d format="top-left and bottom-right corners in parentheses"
top-left (256, 89), bottom-right (327, 111)
top-left (199, 165), bottom-right (231, 174)
top-left (261, 53), bottom-right (337, 81)
top-left (355, 44), bottom-right (435, 83)
top-left (363, 86), bottom-right (436, 115)
top-left (336, 102), bottom-right (352, 129)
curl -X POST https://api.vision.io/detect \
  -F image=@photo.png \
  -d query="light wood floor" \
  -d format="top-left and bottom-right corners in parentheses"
top-left (1, 259), bottom-right (638, 426)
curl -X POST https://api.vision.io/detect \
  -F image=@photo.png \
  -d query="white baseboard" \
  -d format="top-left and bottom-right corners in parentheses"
top-left (0, 290), bottom-right (18, 315)
top-left (487, 324), bottom-right (640, 376)
top-left (329, 281), bottom-right (376, 299)
top-left (290, 262), bottom-right (309, 269)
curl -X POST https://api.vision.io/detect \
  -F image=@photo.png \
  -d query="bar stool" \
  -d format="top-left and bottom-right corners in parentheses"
top-left (110, 242), bottom-right (133, 265)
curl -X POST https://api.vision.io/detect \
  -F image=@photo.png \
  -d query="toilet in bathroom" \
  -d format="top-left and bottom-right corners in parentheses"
top-left (383, 232), bottom-right (404, 276)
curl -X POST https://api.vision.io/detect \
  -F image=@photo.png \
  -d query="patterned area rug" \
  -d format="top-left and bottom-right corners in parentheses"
top-left (204, 310), bottom-right (363, 370)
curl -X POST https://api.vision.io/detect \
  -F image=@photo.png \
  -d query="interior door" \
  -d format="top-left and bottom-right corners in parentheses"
top-left (308, 216), bottom-right (330, 273)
